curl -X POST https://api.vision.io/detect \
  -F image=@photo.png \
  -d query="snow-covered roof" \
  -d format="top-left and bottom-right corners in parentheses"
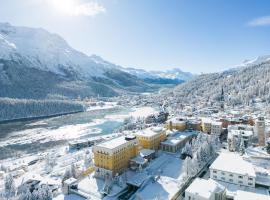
top-left (201, 117), bottom-right (212, 123)
top-left (136, 127), bottom-right (164, 138)
top-left (185, 178), bottom-right (225, 199)
top-left (161, 131), bottom-right (195, 146)
top-left (229, 129), bottom-right (253, 137)
top-left (95, 136), bottom-right (133, 150)
top-left (130, 156), bottom-right (147, 165)
top-left (210, 152), bottom-right (256, 177)
top-left (167, 117), bottom-right (187, 124)
top-left (64, 178), bottom-right (77, 185)
top-left (235, 190), bottom-right (270, 200)
top-left (139, 149), bottom-right (155, 157)
top-left (211, 121), bottom-right (222, 126)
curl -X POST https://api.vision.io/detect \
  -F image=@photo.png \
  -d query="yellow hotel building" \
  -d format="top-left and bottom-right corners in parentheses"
top-left (135, 127), bottom-right (166, 150)
top-left (92, 135), bottom-right (138, 178)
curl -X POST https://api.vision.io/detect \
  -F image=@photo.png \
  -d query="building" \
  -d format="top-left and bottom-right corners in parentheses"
top-left (135, 127), bottom-right (166, 150)
top-left (201, 118), bottom-right (212, 134)
top-left (255, 116), bottom-right (266, 146)
top-left (166, 117), bottom-right (187, 131)
top-left (210, 152), bottom-right (256, 188)
top-left (228, 129), bottom-right (254, 149)
top-left (161, 131), bottom-right (196, 153)
top-left (187, 119), bottom-right (202, 131)
top-left (234, 190), bottom-right (270, 200)
top-left (185, 178), bottom-right (226, 200)
top-left (92, 135), bottom-right (138, 178)
top-left (211, 121), bottom-right (223, 135)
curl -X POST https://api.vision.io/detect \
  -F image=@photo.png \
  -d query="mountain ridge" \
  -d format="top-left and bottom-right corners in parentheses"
top-left (0, 22), bottom-right (192, 99)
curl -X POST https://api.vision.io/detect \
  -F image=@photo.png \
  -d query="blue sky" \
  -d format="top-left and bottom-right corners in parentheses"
top-left (1, 0), bottom-right (270, 73)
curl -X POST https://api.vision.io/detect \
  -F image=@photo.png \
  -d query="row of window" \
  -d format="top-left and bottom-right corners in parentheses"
top-left (212, 175), bottom-right (254, 186)
top-left (212, 170), bottom-right (253, 181)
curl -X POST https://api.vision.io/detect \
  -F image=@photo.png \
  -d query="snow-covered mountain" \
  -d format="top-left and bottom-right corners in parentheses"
top-left (0, 22), bottom-right (193, 99)
top-left (0, 22), bottom-right (153, 99)
top-left (241, 55), bottom-right (270, 67)
top-left (0, 22), bottom-right (122, 79)
top-left (121, 67), bottom-right (194, 83)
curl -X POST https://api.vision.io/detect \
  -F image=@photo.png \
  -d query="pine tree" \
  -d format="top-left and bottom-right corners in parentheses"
top-left (18, 188), bottom-right (32, 200)
top-left (239, 135), bottom-right (245, 155)
top-left (4, 174), bottom-right (16, 199)
top-left (266, 139), bottom-right (270, 154)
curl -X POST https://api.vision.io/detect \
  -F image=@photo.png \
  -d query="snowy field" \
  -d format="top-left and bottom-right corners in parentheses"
top-left (133, 153), bottom-right (184, 200)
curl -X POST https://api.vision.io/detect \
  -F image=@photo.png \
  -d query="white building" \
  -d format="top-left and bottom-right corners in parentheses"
top-left (185, 178), bottom-right (225, 200)
top-left (234, 190), bottom-right (270, 200)
top-left (228, 129), bottom-right (253, 147)
top-left (211, 121), bottom-right (223, 135)
top-left (210, 152), bottom-right (256, 188)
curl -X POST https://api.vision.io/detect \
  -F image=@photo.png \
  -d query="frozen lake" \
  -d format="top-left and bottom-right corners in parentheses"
top-left (0, 105), bottom-right (157, 160)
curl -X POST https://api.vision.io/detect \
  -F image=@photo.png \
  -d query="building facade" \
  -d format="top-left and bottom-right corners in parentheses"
top-left (135, 127), bottom-right (166, 150)
top-left (166, 117), bottom-right (187, 131)
top-left (92, 135), bottom-right (138, 178)
top-left (209, 153), bottom-right (256, 188)
top-left (201, 118), bottom-right (212, 134)
top-left (211, 121), bottom-right (223, 135)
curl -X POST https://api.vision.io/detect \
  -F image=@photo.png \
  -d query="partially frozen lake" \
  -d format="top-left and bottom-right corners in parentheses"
top-left (0, 106), bottom-right (157, 160)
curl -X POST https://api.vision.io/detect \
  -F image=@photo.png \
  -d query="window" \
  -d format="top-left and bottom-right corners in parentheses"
top-left (213, 170), bottom-right (217, 173)
top-left (229, 174), bottom-right (233, 177)
top-left (229, 179), bottom-right (233, 182)
top-left (248, 177), bottom-right (253, 181)
top-left (221, 172), bottom-right (225, 175)
top-left (248, 183), bottom-right (253, 186)
top-left (213, 175), bottom-right (217, 179)
top-left (221, 177), bottom-right (225, 181)
top-left (238, 176), bottom-right (243, 179)
top-left (238, 181), bottom-right (243, 184)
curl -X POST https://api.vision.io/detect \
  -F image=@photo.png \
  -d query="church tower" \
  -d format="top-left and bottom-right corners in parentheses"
top-left (256, 116), bottom-right (266, 146)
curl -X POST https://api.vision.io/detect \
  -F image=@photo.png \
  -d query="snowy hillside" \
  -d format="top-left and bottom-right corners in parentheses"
top-left (0, 22), bottom-right (114, 78)
top-left (172, 55), bottom-right (270, 106)
top-left (0, 23), bottom-right (153, 99)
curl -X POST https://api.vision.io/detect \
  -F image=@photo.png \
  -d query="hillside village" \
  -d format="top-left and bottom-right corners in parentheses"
top-left (1, 89), bottom-right (270, 200)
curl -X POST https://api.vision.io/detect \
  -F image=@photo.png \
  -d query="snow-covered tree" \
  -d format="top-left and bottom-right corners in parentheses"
top-left (267, 139), bottom-right (270, 154)
top-left (4, 174), bottom-right (16, 199)
top-left (39, 184), bottom-right (53, 200)
top-left (62, 164), bottom-right (77, 182)
top-left (18, 188), bottom-right (32, 200)
top-left (44, 153), bottom-right (56, 173)
top-left (84, 150), bottom-right (93, 169)
top-left (181, 142), bottom-right (193, 158)
top-left (30, 184), bottom-right (52, 200)
top-left (239, 135), bottom-right (245, 155)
